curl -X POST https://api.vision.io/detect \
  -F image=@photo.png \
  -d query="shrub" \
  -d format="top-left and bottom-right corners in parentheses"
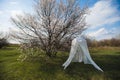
top-left (0, 38), bottom-right (9, 49)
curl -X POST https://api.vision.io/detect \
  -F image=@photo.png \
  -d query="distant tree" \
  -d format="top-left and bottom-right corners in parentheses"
top-left (110, 38), bottom-right (120, 47)
top-left (115, 34), bottom-right (120, 39)
top-left (86, 37), bottom-right (120, 47)
top-left (85, 38), bottom-right (93, 47)
top-left (0, 32), bottom-right (9, 49)
top-left (11, 0), bottom-right (88, 57)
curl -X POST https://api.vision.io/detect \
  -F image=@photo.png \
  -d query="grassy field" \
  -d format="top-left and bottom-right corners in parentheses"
top-left (0, 46), bottom-right (120, 80)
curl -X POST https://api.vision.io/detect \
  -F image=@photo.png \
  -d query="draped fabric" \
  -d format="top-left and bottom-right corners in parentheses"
top-left (62, 36), bottom-right (103, 72)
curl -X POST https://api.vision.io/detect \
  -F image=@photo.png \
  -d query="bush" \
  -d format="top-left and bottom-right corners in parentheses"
top-left (0, 38), bottom-right (9, 49)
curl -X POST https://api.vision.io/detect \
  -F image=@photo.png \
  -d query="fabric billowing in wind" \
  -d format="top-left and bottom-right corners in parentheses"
top-left (62, 36), bottom-right (103, 72)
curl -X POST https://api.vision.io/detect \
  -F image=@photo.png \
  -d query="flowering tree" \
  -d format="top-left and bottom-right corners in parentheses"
top-left (11, 0), bottom-right (88, 57)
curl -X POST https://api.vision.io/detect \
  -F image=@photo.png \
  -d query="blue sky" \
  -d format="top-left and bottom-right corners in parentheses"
top-left (0, 0), bottom-right (120, 41)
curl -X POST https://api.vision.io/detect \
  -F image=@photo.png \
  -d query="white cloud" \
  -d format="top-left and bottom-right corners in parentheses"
top-left (10, 10), bottom-right (24, 18)
top-left (9, 1), bottom-right (18, 5)
top-left (0, 11), bottom-right (3, 14)
top-left (88, 28), bottom-right (107, 37)
top-left (87, 27), bottom-right (119, 40)
top-left (86, 0), bottom-right (120, 28)
top-left (0, 9), bottom-right (24, 32)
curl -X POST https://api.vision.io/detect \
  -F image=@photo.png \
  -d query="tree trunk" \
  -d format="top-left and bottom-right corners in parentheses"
top-left (46, 50), bottom-right (52, 57)
top-left (45, 48), bottom-right (57, 57)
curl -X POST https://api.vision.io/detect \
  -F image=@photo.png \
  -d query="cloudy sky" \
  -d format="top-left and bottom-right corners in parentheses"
top-left (0, 0), bottom-right (120, 41)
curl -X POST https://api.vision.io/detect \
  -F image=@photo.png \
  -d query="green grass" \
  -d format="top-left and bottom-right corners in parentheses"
top-left (0, 46), bottom-right (120, 80)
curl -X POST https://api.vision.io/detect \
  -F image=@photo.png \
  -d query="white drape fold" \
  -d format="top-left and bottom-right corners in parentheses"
top-left (62, 37), bottom-right (103, 72)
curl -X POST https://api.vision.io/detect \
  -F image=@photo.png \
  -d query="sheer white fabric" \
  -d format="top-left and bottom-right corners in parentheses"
top-left (62, 36), bottom-right (103, 72)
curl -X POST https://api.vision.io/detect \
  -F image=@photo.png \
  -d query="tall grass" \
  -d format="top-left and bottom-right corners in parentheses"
top-left (0, 46), bottom-right (120, 80)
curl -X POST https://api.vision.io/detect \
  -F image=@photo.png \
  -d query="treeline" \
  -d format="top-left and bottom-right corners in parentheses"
top-left (86, 38), bottom-right (120, 47)
top-left (59, 38), bottom-right (120, 51)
